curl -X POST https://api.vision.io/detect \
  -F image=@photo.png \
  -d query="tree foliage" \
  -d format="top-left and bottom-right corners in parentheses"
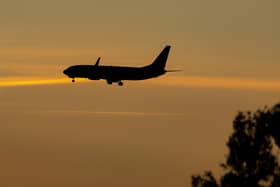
top-left (192, 103), bottom-right (280, 187)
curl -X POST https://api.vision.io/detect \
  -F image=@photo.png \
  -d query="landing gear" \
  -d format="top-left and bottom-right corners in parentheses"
top-left (107, 80), bottom-right (113, 85)
top-left (118, 81), bottom-right (124, 86)
top-left (106, 80), bottom-right (123, 86)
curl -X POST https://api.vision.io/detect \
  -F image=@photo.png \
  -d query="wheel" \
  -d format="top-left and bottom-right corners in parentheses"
top-left (72, 79), bottom-right (75, 83)
top-left (107, 80), bottom-right (113, 85)
top-left (118, 81), bottom-right (124, 86)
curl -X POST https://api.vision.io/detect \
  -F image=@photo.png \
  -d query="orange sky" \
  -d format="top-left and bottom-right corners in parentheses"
top-left (1, 1), bottom-right (280, 187)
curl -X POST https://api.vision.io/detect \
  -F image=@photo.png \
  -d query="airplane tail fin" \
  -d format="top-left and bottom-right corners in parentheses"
top-left (148, 45), bottom-right (171, 70)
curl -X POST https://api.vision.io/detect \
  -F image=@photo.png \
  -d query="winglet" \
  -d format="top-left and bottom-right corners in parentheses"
top-left (95, 57), bottom-right (101, 66)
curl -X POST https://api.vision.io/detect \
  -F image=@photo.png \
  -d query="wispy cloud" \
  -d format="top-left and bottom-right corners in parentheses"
top-left (146, 75), bottom-right (280, 91)
top-left (3, 108), bottom-right (183, 117)
top-left (0, 48), bottom-right (101, 57)
top-left (0, 75), bottom-right (280, 91)
top-left (45, 110), bottom-right (184, 117)
top-left (0, 77), bottom-right (76, 87)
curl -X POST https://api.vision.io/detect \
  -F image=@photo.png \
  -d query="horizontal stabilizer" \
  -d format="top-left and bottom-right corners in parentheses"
top-left (166, 69), bottom-right (182, 72)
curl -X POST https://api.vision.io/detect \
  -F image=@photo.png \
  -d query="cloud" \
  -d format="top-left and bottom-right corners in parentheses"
top-left (0, 77), bottom-right (75, 87)
top-left (146, 75), bottom-right (280, 91)
top-left (44, 110), bottom-right (184, 117)
top-left (2, 108), bottom-right (183, 117)
top-left (0, 75), bottom-right (280, 91)
top-left (0, 69), bottom-right (23, 77)
top-left (0, 48), bottom-right (101, 57)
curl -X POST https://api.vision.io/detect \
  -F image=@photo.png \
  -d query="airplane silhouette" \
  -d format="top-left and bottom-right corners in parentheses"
top-left (63, 45), bottom-right (176, 86)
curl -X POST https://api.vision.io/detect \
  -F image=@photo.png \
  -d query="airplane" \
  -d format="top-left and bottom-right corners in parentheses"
top-left (63, 45), bottom-right (176, 86)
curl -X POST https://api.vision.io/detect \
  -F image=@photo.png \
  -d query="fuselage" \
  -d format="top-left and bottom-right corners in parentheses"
top-left (63, 65), bottom-right (165, 82)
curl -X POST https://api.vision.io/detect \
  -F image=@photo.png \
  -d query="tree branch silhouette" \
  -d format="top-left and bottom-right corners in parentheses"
top-left (192, 103), bottom-right (280, 187)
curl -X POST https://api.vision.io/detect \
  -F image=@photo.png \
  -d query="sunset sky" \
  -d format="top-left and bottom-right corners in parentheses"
top-left (1, 1), bottom-right (280, 187)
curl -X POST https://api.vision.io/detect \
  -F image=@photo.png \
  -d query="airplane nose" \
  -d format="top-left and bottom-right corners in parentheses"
top-left (63, 69), bottom-right (69, 76)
